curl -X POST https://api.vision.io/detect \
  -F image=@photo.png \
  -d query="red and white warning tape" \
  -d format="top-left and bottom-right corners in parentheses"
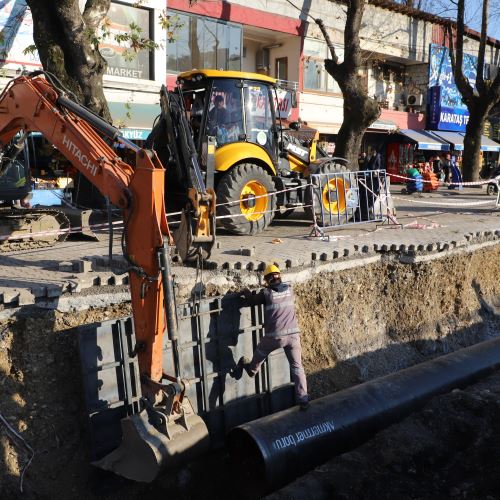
top-left (390, 172), bottom-right (500, 187)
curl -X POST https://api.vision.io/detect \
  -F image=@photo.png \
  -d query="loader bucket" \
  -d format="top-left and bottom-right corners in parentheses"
top-left (93, 408), bottom-right (210, 482)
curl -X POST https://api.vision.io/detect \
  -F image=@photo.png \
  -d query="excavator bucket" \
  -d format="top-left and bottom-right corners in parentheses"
top-left (93, 404), bottom-right (210, 482)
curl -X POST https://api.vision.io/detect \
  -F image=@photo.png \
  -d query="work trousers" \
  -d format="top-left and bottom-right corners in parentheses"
top-left (248, 333), bottom-right (308, 404)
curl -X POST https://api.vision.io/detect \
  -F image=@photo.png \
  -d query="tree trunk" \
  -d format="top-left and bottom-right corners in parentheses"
top-left (26, 0), bottom-right (111, 121)
top-left (334, 84), bottom-right (380, 167)
top-left (462, 101), bottom-right (491, 181)
top-left (316, 0), bottom-right (380, 171)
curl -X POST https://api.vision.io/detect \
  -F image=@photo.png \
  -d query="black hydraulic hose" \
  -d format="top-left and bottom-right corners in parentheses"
top-left (57, 95), bottom-right (122, 142)
top-left (227, 335), bottom-right (500, 497)
top-left (159, 243), bottom-right (181, 380)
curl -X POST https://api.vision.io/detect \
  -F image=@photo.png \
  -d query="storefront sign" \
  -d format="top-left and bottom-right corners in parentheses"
top-left (427, 44), bottom-right (478, 132)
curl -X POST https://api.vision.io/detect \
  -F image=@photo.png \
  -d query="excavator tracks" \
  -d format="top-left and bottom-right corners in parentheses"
top-left (0, 207), bottom-right (70, 253)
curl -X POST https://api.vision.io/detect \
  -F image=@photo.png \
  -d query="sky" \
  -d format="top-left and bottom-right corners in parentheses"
top-left (421, 0), bottom-right (500, 41)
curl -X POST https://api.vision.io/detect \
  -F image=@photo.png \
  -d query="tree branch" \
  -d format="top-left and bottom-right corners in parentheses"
top-left (446, 0), bottom-right (474, 104)
top-left (315, 18), bottom-right (338, 64)
top-left (475, 0), bottom-right (488, 94)
top-left (83, 0), bottom-right (111, 31)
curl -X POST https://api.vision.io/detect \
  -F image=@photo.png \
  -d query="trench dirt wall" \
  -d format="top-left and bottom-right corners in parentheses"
top-left (0, 245), bottom-right (499, 499)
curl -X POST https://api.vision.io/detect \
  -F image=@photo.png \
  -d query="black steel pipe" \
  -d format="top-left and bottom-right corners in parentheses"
top-left (227, 336), bottom-right (500, 497)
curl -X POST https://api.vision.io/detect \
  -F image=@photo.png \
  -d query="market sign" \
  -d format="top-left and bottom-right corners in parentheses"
top-left (427, 44), bottom-right (478, 132)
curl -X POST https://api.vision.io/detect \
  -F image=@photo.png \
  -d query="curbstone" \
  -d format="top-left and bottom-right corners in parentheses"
top-left (320, 253), bottom-right (328, 261)
top-left (241, 247), bottom-right (255, 257)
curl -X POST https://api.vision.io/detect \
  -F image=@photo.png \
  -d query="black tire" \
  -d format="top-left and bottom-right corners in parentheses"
top-left (304, 162), bottom-right (355, 226)
top-left (216, 163), bottom-right (276, 235)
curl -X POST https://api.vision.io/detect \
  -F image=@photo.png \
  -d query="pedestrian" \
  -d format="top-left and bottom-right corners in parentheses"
top-left (433, 155), bottom-right (444, 181)
top-left (367, 149), bottom-right (382, 170)
top-left (358, 152), bottom-right (367, 169)
top-left (443, 154), bottom-right (452, 183)
top-left (233, 264), bottom-right (309, 410)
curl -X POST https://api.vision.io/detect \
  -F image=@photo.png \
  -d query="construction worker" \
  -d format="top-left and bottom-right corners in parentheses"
top-left (233, 264), bottom-right (309, 409)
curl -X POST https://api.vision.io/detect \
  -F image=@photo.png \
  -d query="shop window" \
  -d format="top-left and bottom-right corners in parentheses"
top-left (101, 2), bottom-right (153, 80)
top-left (276, 57), bottom-right (288, 80)
top-left (303, 38), bottom-right (342, 94)
top-left (167, 10), bottom-right (242, 73)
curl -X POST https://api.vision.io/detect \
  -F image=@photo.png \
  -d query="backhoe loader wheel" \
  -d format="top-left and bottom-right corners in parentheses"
top-left (304, 162), bottom-right (355, 226)
top-left (216, 163), bottom-right (276, 235)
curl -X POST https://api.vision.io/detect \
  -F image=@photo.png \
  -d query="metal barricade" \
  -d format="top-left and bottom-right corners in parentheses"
top-left (309, 169), bottom-right (394, 237)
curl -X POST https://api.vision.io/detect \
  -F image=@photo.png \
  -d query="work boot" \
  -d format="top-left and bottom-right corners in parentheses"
top-left (299, 398), bottom-right (310, 411)
top-left (231, 357), bottom-right (252, 380)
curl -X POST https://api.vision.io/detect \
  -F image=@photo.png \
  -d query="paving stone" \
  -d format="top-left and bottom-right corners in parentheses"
top-left (30, 285), bottom-right (47, 298)
top-left (18, 290), bottom-right (35, 305)
top-left (46, 285), bottom-right (63, 298)
top-left (73, 260), bottom-right (92, 273)
top-left (241, 247), bottom-right (255, 257)
top-left (59, 261), bottom-right (73, 272)
top-left (2, 289), bottom-right (20, 305)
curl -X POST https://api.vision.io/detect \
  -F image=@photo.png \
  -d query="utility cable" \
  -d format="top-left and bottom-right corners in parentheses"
top-left (0, 412), bottom-right (34, 493)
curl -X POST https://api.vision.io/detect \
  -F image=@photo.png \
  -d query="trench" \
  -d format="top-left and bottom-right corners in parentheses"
top-left (0, 245), bottom-right (499, 500)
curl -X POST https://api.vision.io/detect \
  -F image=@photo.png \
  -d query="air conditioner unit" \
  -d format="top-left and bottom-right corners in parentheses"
top-left (406, 93), bottom-right (423, 106)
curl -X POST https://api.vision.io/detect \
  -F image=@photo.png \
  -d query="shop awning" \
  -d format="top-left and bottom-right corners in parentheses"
top-left (459, 133), bottom-right (500, 152)
top-left (430, 131), bottom-right (465, 151)
top-left (398, 129), bottom-right (450, 151)
top-left (368, 119), bottom-right (398, 132)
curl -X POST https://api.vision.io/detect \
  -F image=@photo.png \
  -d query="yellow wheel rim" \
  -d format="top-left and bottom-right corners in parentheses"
top-left (240, 180), bottom-right (268, 221)
top-left (322, 178), bottom-right (348, 214)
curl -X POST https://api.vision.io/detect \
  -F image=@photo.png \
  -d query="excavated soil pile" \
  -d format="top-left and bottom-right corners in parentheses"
top-left (1, 245), bottom-right (499, 499)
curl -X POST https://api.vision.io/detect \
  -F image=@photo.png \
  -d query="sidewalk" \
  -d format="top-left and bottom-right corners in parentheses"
top-left (0, 187), bottom-right (498, 309)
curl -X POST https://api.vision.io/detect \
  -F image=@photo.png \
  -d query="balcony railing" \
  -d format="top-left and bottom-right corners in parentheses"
top-left (276, 79), bottom-right (299, 91)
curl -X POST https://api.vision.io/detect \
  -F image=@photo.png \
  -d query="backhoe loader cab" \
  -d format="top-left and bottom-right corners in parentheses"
top-left (164, 69), bottom-right (350, 234)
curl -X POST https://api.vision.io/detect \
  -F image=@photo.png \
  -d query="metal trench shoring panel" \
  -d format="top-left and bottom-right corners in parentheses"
top-left (78, 317), bottom-right (142, 460)
top-left (165, 294), bottom-right (295, 446)
top-left (309, 169), bottom-right (392, 237)
top-left (78, 295), bottom-right (295, 458)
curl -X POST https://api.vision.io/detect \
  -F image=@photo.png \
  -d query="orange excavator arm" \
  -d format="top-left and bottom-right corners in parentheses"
top-left (0, 72), bottom-right (212, 480)
top-left (0, 73), bottom-right (174, 386)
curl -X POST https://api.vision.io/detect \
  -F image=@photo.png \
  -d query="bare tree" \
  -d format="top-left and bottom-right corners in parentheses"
top-left (26, 0), bottom-right (112, 121)
top-left (446, 0), bottom-right (500, 181)
top-left (316, 0), bottom-right (380, 168)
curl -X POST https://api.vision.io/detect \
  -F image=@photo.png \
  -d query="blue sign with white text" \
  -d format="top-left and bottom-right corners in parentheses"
top-left (427, 44), bottom-right (478, 132)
